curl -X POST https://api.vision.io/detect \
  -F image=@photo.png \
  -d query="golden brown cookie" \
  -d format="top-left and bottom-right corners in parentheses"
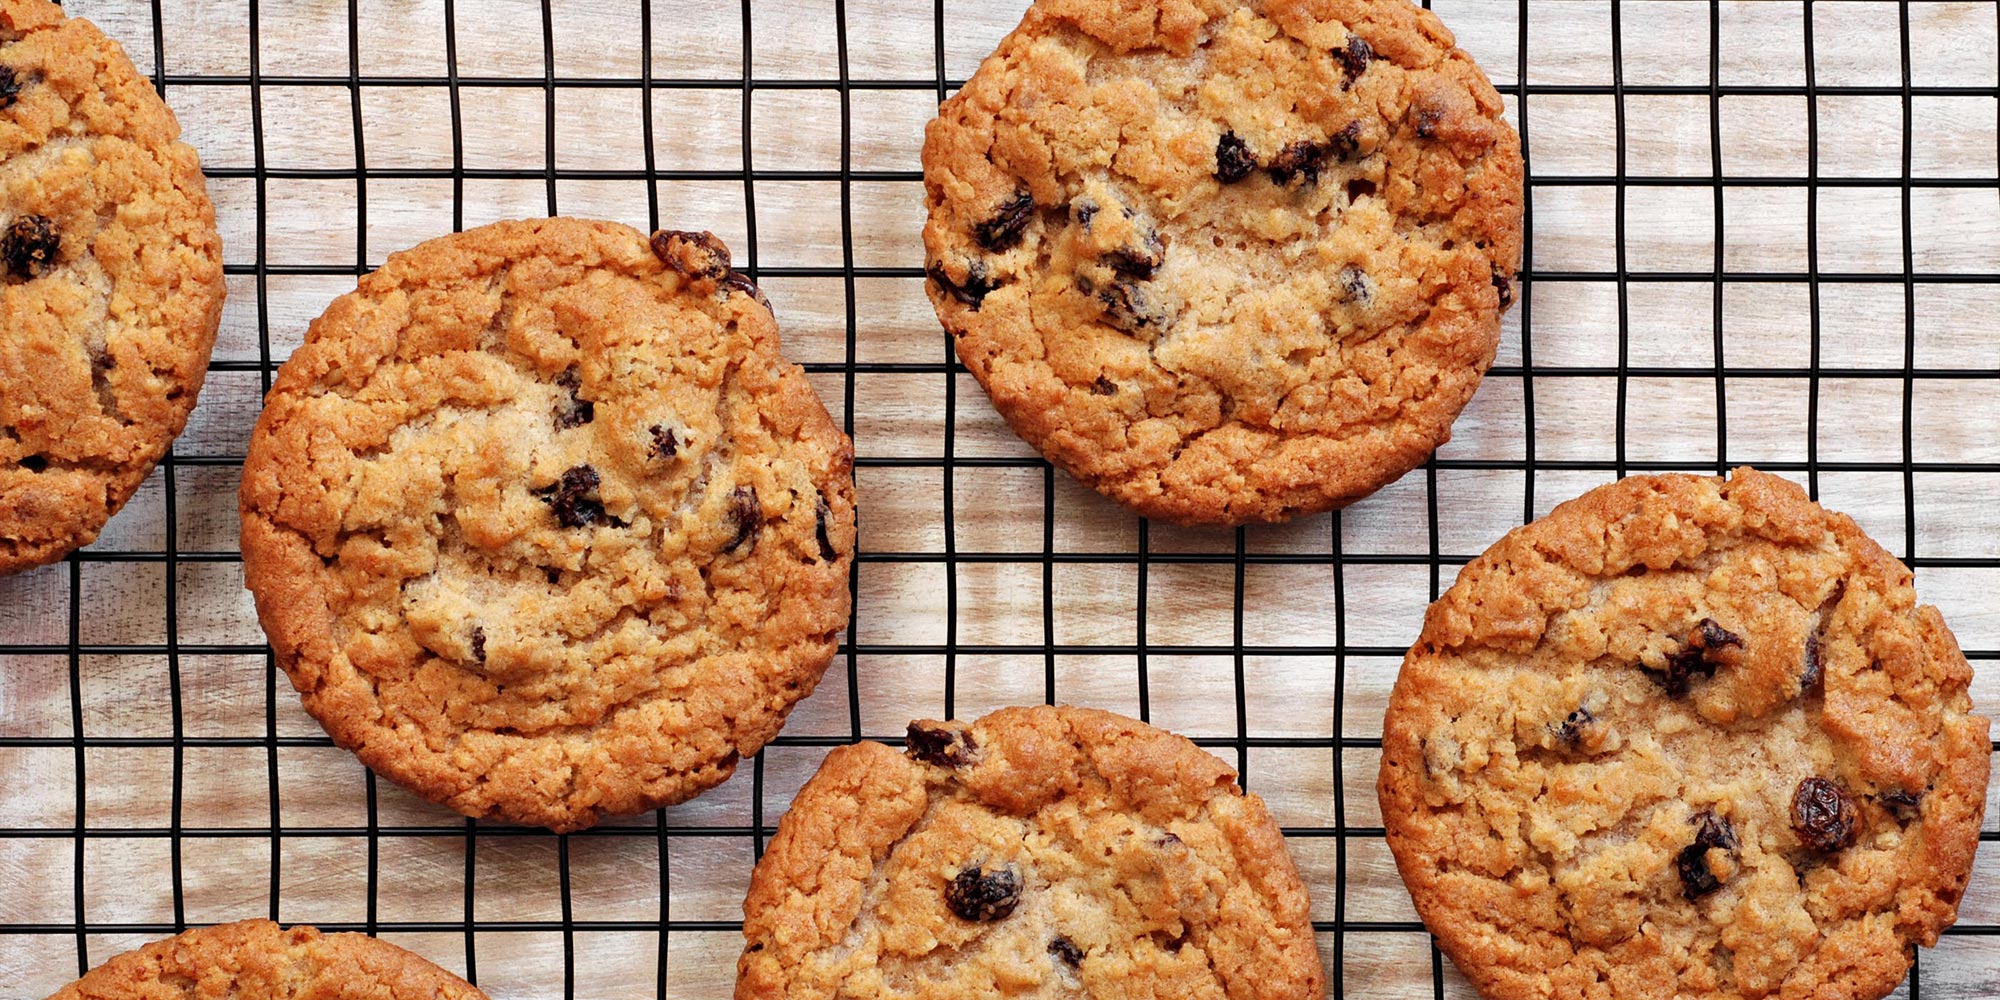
top-left (923, 0), bottom-right (1521, 525)
top-left (1378, 468), bottom-right (1991, 1000)
top-left (42, 919), bottom-right (486, 1000)
top-left (0, 0), bottom-right (225, 573)
top-left (240, 218), bottom-right (855, 832)
top-left (738, 705), bottom-right (1324, 1000)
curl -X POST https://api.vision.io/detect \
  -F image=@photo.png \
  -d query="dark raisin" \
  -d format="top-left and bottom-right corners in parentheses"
top-left (945, 863), bottom-right (1020, 922)
top-left (721, 270), bottom-right (773, 312)
top-left (974, 191), bottom-right (1034, 252)
top-left (1651, 617), bottom-right (1744, 695)
top-left (1414, 107), bottom-right (1444, 139)
top-left (1491, 263), bottom-right (1513, 308)
top-left (1267, 140), bottom-right (1329, 184)
top-left (725, 485), bottom-right (760, 552)
top-left (1072, 196), bottom-right (1100, 230)
top-left (1346, 178), bottom-right (1376, 202)
top-left (650, 425), bottom-right (679, 460)
top-left (1089, 376), bottom-right (1117, 396)
top-left (470, 626), bottom-right (487, 663)
top-left (929, 261), bottom-right (996, 309)
top-left (905, 721), bottom-right (978, 768)
top-left (0, 65), bottom-right (21, 110)
top-left (18, 454), bottom-right (47, 473)
top-left (650, 229), bottom-right (731, 281)
top-left (1792, 777), bottom-right (1859, 853)
top-left (544, 567), bottom-right (562, 584)
top-left (553, 368), bottom-right (594, 429)
top-left (1105, 227), bottom-right (1166, 280)
top-left (537, 465), bottom-right (608, 529)
top-left (3, 215), bottom-right (60, 279)
top-left (814, 497), bottom-right (838, 561)
top-left (1215, 131), bottom-right (1255, 183)
top-left (1338, 265), bottom-right (1371, 304)
top-left (1335, 34), bottom-right (1373, 88)
top-left (1880, 788), bottom-right (1923, 819)
top-left (1676, 810), bottom-right (1737, 901)
top-left (1048, 936), bottom-right (1084, 967)
top-left (1801, 633), bottom-right (1823, 691)
top-left (1555, 705), bottom-right (1593, 746)
top-left (1090, 277), bottom-right (1166, 332)
top-left (1329, 120), bottom-right (1363, 161)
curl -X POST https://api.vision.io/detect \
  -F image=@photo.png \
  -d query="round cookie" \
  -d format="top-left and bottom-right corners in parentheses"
top-left (239, 218), bottom-right (855, 832)
top-left (1378, 469), bottom-right (1991, 1000)
top-left (738, 705), bottom-right (1323, 1000)
top-left (0, 0), bottom-right (225, 573)
top-left (922, 0), bottom-right (1521, 525)
top-left (43, 919), bottom-right (486, 1000)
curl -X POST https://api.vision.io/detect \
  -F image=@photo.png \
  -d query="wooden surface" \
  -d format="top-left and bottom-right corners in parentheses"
top-left (3, 1), bottom-right (1998, 997)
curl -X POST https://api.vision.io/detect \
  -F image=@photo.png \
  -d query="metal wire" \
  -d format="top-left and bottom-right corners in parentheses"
top-left (3, 1), bottom-right (1998, 998)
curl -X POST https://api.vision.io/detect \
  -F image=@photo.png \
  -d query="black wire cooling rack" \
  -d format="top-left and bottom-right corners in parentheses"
top-left (3, 1), bottom-right (1998, 997)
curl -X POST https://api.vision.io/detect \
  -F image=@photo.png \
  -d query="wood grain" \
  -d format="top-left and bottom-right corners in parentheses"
top-left (2, 1), bottom-right (1997, 997)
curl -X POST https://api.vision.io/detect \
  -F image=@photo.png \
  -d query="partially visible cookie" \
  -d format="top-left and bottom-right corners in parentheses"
top-left (923, 0), bottom-right (1521, 525)
top-left (0, 0), bottom-right (226, 573)
top-left (239, 218), bottom-right (855, 832)
top-left (738, 705), bottom-right (1323, 1000)
top-left (1378, 469), bottom-right (1991, 1000)
top-left (42, 919), bottom-right (486, 1000)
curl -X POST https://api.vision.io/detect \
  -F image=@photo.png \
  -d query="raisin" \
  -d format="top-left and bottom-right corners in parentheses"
top-left (725, 485), bottom-right (760, 552)
top-left (929, 261), bottom-right (996, 309)
top-left (1335, 34), bottom-right (1373, 88)
top-left (1491, 264), bottom-right (1513, 308)
top-left (0, 65), bottom-right (21, 110)
top-left (3, 215), bottom-right (60, 279)
top-left (945, 863), bottom-right (1020, 922)
top-left (470, 626), bottom-right (487, 663)
top-left (1087, 276), bottom-right (1167, 332)
top-left (1414, 107), bottom-right (1444, 139)
top-left (537, 465), bottom-right (609, 529)
top-left (1105, 227), bottom-right (1166, 280)
top-left (1337, 265), bottom-right (1372, 304)
top-left (721, 270), bottom-right (773, 312)
top-left (650, 425), bottom-right (679, 460)
top-left (1801, 633), bottom-right (1824, 691)
top-left (1329, 120), bottom-right (1363, 161)
top-left (553, 368), bottom-right (594, 429)
top-left (1267, 140), bottom-right (1329, 184)
top-left (1072, 196), bottom-right (1100, 230)
top-left (905, 721), bottom-right (978, 768)
top-left (814, 497), bottom-right (838, 561)
top-left (1792, 777), bottom-right (1859, 853)
top-left (1089, 376), bottom-right (1117, 396)
top-left (1555, 705), bottom-right (1593, 746)
top-left (1048, 936), bottom-right (1084, 967)
top-left (973, 191), bottom-right (1034, 252)
top-left (650, 229), bottom-right (731, 281)
top-left (1880, 788), bottom-right (1923, 819)
top-left (1677, 810), bottom-right (1737, 901)
top-left (1650, 617), bottom-right (1744, 695)
top-left (1215, 131), bottom-right (1255, 183)
top-left (1346, 178), bottom-right (1376, 202)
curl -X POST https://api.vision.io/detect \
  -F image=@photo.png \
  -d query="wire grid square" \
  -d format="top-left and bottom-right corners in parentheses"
top-left (0, 0), bottom-right (1995, 998)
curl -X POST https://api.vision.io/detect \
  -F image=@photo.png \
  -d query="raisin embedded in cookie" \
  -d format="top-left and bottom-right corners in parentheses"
top-left (0, 0), bottom-right (225, 573)
top-left (1378, 469), bottom-right (1991, 1000)
top-left (239, 218), bottom-right (856, 832)
top-left (922, 0), bottom-right (1522, 525)
top-left (737, 705), bottom-right (1324, 1000)
top-left (41, 919), bottom-right (487, 1000)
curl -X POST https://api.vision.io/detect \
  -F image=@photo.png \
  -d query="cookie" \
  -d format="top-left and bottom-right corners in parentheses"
top-left (239, 218), bottom-right (855, 832)
top-left (42, 919), bottom-right (486, 1000)
top-left (738, 705), bottom-right (1323, 999)
top-left (1378, 469), bottom-right (1991, 1000)
top-left (0, 0), bottom-right (225, 573)
top-left (922, 0), bottom-right (1521, 525)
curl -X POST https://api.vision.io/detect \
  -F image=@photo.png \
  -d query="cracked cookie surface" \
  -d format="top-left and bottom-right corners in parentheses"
top-left (239, 218), bottom-right (855, 832)
top-left (43, 919), bottom-right (487, 1000)
top-left (0, 0), bottom-right (224, 573)
top-left (738, 705), bottom-right (1323, 1000)
top-left (922, 0), bottom-right (1521, 525)
top-left (1378, 469), bottom-right (1990, 1000)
